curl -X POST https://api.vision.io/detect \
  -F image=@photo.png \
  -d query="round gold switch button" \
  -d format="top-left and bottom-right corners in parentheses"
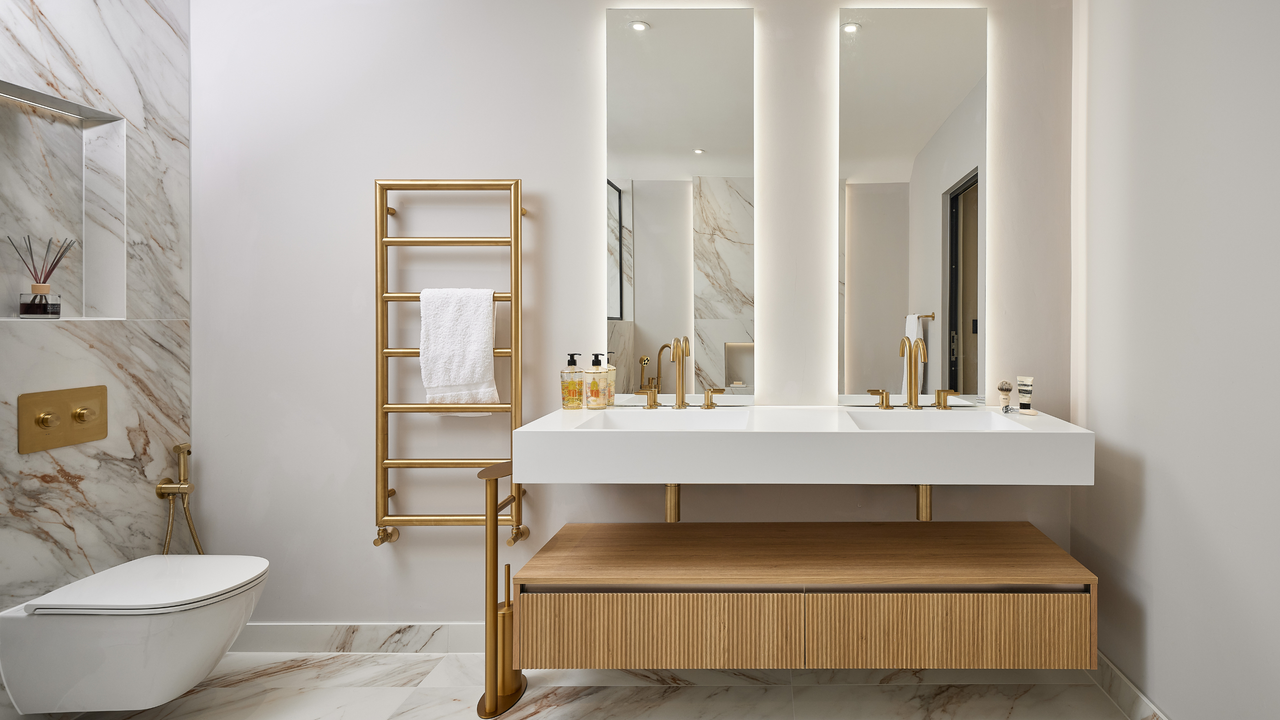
top-left (36, 412), bottom-right (61, 429)
top-left (73, 406), bottom-right (97, 423)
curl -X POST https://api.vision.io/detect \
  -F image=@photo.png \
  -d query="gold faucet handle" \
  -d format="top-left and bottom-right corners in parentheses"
top-left (933, 389), bottom-right (959, 410)
top-left (701, 388), bottom-right (725, 410)
top-left (634, 388), bottom-right (660, 409)
top-left (866, 389), bottom-right (892, 410)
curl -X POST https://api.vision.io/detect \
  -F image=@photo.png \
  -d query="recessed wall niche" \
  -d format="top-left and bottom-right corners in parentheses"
top-left (0, 80), bottom-right (126, 319)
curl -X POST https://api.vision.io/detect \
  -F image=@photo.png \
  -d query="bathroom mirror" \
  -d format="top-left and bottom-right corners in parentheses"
top-left (837, 9), bottom-right (986, 405)
top-left (606, 8), bottom-right (754, 402)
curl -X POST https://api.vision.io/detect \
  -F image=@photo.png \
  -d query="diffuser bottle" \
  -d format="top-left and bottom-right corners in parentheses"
top-left (19, 284), bottom-right (61, 319)
top-left (561, 353), bottom-right (583, 410)
top-left (584, 353), bottom-right (608, 410)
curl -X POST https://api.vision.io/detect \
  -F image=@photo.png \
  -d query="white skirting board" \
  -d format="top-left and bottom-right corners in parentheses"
top-left (1091, 652), bottom-right (1171, 720)
top-left (229, 623), bottom-right (482, 653)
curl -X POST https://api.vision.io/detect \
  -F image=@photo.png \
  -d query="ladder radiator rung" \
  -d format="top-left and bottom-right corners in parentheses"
top-left (380, 514), bottom-right (517, 527)
top-left (382, 292), bottom-right (512, 302)
top-left (383, 459), bottom-right (507, 469)
top-left (382, 237), bottom-right (511, 246)
top-left (384, 348), bottom-right (512, 358)
top-left (383, 403), bottom-right (512, 413)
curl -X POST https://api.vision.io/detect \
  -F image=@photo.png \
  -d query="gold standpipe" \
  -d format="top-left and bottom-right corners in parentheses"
top-left (669, 337), bottom-right (691, 409)
top-left (654, 343), bottom-right (671, 394)
top-left (637, 356), bottom-right (651, 390)
top-left (917, 485), bottom-right (932, 521)
top-left (701, 388), bottom-right (724, 410)
top-left (665, 484), bottom-right (681, 522)
top-left (157, 443), bottom-right (204, 555)
top-left (478, 462), bottom-right (527, 718)
top-left (899, 337), bottom-right (928, 409)
top-left (867, 389), bottom-right (892, 410)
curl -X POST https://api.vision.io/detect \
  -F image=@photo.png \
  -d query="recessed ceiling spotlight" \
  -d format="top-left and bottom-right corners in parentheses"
top-left (693, 148), bottom-right (705, 154)
top-left (841, 22), bottom-right (861, 34)
top-left (630, 21), bottom-right (650, 31)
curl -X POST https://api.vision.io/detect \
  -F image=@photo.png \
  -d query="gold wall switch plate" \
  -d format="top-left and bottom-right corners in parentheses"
top-left (17, 386), bottom-right (108, 454)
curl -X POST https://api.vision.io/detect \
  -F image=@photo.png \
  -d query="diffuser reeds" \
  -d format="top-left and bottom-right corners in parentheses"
top-left (7, 235), bottom-right (78, 286)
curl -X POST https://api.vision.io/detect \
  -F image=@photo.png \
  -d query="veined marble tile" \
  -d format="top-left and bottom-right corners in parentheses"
top-left (607, 319), bottom-right (635, 394)
top-left (0, 1), bottom-right (191, 319)
top-left (0, 96), bottom-right (84, 318)
top-left (693, 318), bottom-right (753, 393)
top-left (1093, 654), bottom-right (1167, 720)
top-left (197, 653), bottom-right (445, 690)
top-left (693, 177), bottom-right (753, 322)
top-left (231, 623), bottom-right (448, 653)
top-left (386, 686), bottom-right (483, 720)
top-left (607, 191), bottom-right (623, 319)
top-left (531, 668), bottom-right (791, 688)
top-left (0, 319), bottom-right (191, 609)
top-left (419, 654), bottom-right (485, 688)
top-left (398, 685), bottom-right (793, 720)
top-left (104, 686), bottom-right (415, 720)
top-left (83, 120), bottom-right (128, 318)
top-left (792, 684), bottom-right (1126, 720)
top-left (791, 668), bottom-right (1094, 686)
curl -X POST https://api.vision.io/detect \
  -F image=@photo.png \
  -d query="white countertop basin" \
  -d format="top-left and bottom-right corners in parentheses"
top-left (514, 405), bottom-right (1093, 486)
top-left (847, 409), bottom-right (1028, 432)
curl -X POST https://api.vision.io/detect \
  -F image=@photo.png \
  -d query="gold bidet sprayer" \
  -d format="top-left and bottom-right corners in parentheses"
top-left (156, 443), bottom-right (205, 555)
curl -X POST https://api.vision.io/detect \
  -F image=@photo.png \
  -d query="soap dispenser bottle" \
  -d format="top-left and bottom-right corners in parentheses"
top-left (584, 353), bottom-right (608, 410)
top-left (561, 353), bottom-right (583, 410)
top-left (605, 351), bottom-right (617, 406)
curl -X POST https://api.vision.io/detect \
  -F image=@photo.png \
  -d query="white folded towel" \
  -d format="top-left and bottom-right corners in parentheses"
top-left (420, 289), bottom-right (499, 415)
top-left (901, 314), bottom-right (923, 396)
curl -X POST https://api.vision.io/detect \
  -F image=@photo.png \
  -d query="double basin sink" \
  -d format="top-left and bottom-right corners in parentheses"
top-left (514, 405), bottom-right (1093, 486)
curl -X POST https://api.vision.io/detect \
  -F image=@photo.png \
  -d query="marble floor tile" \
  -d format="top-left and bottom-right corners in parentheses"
top-left (435, 685), bottom-right (794, 720)
top-left (421, 655), bottom-right (790, 689)
top-left (793, 684), bottom-right (1127, 720)
top-left (197, 653), bottom-right (445, 690)
top-left (98, 687), bottom-right (415, 720)
top-left (418, 654), bottom-right (485, 688)
top-left (791, 668), bottom-right (1094, 686)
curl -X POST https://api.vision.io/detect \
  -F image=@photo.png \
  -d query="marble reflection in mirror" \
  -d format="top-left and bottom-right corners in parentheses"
top-left (606, 9), bottom-right (754, 404)
top-left (838, 9), bottom-right (986, 405)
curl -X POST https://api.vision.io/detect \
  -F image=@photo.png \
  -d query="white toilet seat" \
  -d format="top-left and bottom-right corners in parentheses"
top-left (26, 554), bottom-right (269, 615)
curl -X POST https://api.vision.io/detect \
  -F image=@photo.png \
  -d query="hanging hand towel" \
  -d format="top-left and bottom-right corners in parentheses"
top-left (420, 288), bottom-right (499, 416)
top-left (901, 314), bottom-right (923, 396)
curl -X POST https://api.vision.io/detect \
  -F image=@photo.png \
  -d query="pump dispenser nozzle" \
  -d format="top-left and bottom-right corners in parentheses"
top-left (566, 352), bottom-right (581, 366)
top-left (591, 353), bottom-right (604, 366)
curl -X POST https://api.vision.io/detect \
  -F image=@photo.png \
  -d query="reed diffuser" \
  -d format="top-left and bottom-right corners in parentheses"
top-left (8, 235), bottom-right (77, 319)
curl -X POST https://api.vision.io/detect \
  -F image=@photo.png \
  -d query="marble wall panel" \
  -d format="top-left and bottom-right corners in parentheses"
top-left (0, 319), bottom-right (192, 608)
top-left (607, 319), bottom-right (634, 394)
top-left (0, 0), bottom-right (190, 319)
top-left (606, 180), bottom-right (635, 322)
top-left (0, 96), bottom-right (84, 317)
top-left (693, 177), bottom-right (753, 392)
top-left (0, 0), bottom-right (190, 610)
top-left (607, 186), bottom-right (621, 319)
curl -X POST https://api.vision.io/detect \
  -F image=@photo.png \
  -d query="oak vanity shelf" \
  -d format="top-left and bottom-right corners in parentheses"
top-left (514, 522), bottom-right (1096, 671)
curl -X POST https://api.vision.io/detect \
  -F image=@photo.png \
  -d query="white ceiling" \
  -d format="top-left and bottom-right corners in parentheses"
top-left (607, 9), bottom-right (753, 181)
top-left (840, 9), bottom-right (986, 184)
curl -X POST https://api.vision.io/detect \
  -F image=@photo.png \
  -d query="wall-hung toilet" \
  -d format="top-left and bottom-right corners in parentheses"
top-left (0, 554), bottom-right (268, 715)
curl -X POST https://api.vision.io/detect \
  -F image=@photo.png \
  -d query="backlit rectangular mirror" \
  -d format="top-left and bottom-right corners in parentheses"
top-left (838, 8), bottom-right (986, 406)
top-left (606, 8), bottom-right (754, 403)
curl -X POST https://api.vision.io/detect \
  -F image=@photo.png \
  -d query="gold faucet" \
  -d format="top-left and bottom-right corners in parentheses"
top-left (634, 388), bottom-right (661, 409)
top-left (899, 336), bottom-right (928, 409)
top-left (669, 337), bottom-right (690, 409)
top-left (654, 343), bottom-right (672, 393)
top-left (701, 388), bottom-right (724, 409)
top-left (933, 389), bottom-right (958, 410)
top-left (637, 356), bottom-right (652, 390)
top-left (867, 389), bottom-right (892, 410)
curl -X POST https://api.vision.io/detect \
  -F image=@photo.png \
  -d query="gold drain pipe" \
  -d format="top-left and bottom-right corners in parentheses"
top-left (665, 484), bottom-right (680, 522)
top-left (917, 485), bottom-right (932, 521)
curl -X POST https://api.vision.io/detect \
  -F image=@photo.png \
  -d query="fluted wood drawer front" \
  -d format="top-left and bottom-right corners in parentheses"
top-left (519, 593), bottom-right (804, 669)
top-left (806, 593), bottom-right (1092, 669)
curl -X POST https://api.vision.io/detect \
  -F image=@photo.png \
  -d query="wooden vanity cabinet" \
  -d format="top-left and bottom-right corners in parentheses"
top-left (515, 522), bottom-right (1097, 670)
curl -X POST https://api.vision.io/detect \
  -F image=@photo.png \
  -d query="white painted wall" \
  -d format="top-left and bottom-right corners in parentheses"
top-left (844, 183), bottom-right (909, 393)
top-left (908, 78), bottom-right (985, 395)
top-left (1072, 0), bottom-right (1280, 717)
top-left (632, 179), bottom-right (693, 392)
top-left (191, 0), bottom-right (1072, 623)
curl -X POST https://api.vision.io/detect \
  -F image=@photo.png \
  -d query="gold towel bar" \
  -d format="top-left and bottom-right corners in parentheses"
top-left (910, 312), bottom-right (936, 320)
top-left (383, 403), bottom-right (512, 413)
top-left (383, 292), bottom-right (512, 302)
top-left (382, 237), bottom-right (511, 246)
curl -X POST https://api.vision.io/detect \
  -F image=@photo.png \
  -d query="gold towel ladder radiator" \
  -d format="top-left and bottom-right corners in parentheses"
top-left (373, 179), bottom-right (530, 547)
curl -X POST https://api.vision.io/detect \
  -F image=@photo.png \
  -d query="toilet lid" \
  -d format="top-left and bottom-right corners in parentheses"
top-left (25, 555), bottom-right (269, 615)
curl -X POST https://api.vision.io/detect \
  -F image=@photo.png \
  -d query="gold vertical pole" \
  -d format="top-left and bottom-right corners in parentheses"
top-left (375, 183), bottom-right (390, 528)
top-left (483, 476), bottom-right (498, 716)
top-left (917, 484), bottom-right (932, 521)
top-left (665, 484), bottom-right (681, 522)
top-left (508, 181), bottom-right (528, 547)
